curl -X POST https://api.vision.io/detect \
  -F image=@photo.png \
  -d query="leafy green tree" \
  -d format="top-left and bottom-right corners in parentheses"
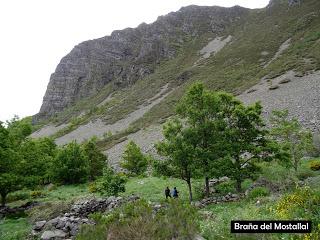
top-left (0, 118), bottom-right (30, 206)
top-left (176, 83), bottom-right (233, 197)
top-left (270, 110), bottom-right (314, 171)
top-left (167, 83), bottom-right (282, 194)
top-left (95, 167), bottom-right (126, 196)
top-left (156, 119), bottom-right (198, 202)
top-left (219, 101), bottom-right (276, 192)
top-left (19, 137), bottom-right (57, 186)
top-left (120, 141), bottom-right (148, 175)
top-left (6, 115), bottom-right (32, 146)
top-left (0, 122), bottom-right (20, 206)
top-left (52, 141), bottom-right (89, 184)
top-left (83, 138), bottom-right (107, 181)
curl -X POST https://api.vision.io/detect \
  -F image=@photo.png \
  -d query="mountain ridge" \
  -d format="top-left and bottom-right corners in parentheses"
top-left (32, 0), bottom-right (320, 166)
top-left (35, 4), bottom-right (249, 121)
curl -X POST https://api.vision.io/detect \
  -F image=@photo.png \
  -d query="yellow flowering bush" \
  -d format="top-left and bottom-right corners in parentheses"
top-left (309, 160), bottom-right (320, 171)
top-left (275, 187), bottom-right (320, 239)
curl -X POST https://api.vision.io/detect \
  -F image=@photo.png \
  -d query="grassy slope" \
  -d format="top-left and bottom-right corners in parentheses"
top-left (2, 158), bottom-right (319, 239)
top-left (200, 158), bottom-right (320, 240)
top-left (0, 218), bottom-right (31, 240)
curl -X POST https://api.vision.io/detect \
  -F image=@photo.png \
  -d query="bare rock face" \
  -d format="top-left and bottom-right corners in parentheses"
top-left (35, 5), bottom-right (248, 121)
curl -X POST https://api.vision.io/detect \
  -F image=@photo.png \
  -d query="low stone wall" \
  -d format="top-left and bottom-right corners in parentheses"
top-left (32, 195), bottom-right (139, 240)
top-left (194, 193), bottom-right (242, 208)
top-left (244, 177), bottom-right (280, 196)
top-left (0, 201), bottom-right (39, 219)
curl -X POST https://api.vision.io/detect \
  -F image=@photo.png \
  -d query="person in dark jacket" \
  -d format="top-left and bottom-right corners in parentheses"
top-left (165, 187), bottom-right (171, 199)
top-left (172, 187), bottom-right (179, 198)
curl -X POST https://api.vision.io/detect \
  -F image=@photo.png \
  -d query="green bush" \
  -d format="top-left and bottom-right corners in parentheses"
top-left (6, 191), bottom-right (30, 203)
top-left (241, 179), bottom-right (253, 190)
top-left (120, 141), bottom-right (148, 176)
top-left (152, 159), bottom-right (177, 177)
top-left (77, 200), bottom-right (199, 240)
top-left (296, 167), bottom-right (317, 180)
top-left (88, 182), bottom-right (98, 193)
top-left (30, 190), bottom-right (45, 199)
top-left (193, 182), bottom-right (205, 199)
top-left (274, 187), bottom-right (320, 238)
top-left (82, 138), bottom-right (107, 181)
top-left (215, 181), bottom-right (235, 195)
top-left (95, 168), bottom-right (127, 197)
top-left (248, 187), bottom-right (270, 199)
top-left (310, 160), bottom-right (320, 171)
top-left (52, 141), bottom-right (89, 184)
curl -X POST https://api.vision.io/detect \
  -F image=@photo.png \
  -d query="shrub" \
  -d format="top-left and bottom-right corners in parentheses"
top-left (215, 181), bottom-right (235, 195)
top-left (248, 187), bottom-right (269, 199)
top-left (274, 187), bottom-right (320, 237)
top-left (30, 190), bottom-right (45, 199)
top-left (309, 160), bottom-right (320, 171)
top-left (275, 186), bottom-right (320, 219)
top-left (88, 182), bottom-right (98, 193)
top-left (82, 138), bottom-right (107, 181)
top-left (193, 182), bottom-right (205, 199)
top-left (296, 168), bottom-right (317, 180)
top-left (120, 141), bottom-right (148, 176)
top-left (152, 159), bottom-right (177, 177)
top-left (6, 191), bottom-right (30, 203)
top-left (52, 141), bottom-right (89, 184)
top-left (241, 179), bottom-right (253, 190)
top-left (77, 200), bottom-right (199, 240)
top-left (95, 168), bottom-right (126, 197)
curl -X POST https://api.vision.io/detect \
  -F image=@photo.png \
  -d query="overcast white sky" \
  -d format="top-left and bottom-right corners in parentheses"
top-left (0, 0), bottom-right (269, 122)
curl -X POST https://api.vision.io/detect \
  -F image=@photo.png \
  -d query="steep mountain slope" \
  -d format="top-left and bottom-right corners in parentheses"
top-left (32, 0), bottom-right (320, 166)
top-left (35, 5), bottom-right (248, 121)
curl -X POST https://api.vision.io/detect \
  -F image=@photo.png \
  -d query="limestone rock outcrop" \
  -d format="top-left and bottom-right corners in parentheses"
top-left (35, 5), bottom-right (248, 121)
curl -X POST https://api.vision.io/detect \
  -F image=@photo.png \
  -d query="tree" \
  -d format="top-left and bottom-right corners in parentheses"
top-left (270, 110), bottom-right (313, 171)
top-left (95, 167), bottom-right (126, 196)
top-left (173, 83), bottom-right (281, 194)
top-left (83, 138), bottom-right (107, 181)
top-left (156, 119), bottom-right (198, 202)
top-left (0, 117), bottom-right (32, 206)
top-left (19, 137), bottom-right (57, 186)
top-left (176, 83), bottom-right (231, 197)
top-left (219, 101), bottom-right (275, 192)
top-left (120, 141), bottom-right (148, 175)
top-left (52, 141), bottom-right (89, 184)
top-left (6, 115), bottom-right (32, 146)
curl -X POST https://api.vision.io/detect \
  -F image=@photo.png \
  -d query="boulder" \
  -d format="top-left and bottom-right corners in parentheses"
top-left (41, 230), bottom-right (67, 240)
top-left (33, 220), bottom-right (47, 231)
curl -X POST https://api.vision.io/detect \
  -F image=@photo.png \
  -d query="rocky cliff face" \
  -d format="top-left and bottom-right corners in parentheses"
top-left (35, 5), bottom-right (248, 121)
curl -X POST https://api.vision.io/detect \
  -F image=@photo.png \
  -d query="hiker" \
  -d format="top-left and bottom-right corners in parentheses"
top-left (165, 187), bottom-right (171, 199)
top-left (172, 187), bottom-right (179, 198)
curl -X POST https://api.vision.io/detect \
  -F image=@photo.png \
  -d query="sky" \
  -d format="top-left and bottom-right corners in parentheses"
top-left (0, 0), bottom-right (269, 122)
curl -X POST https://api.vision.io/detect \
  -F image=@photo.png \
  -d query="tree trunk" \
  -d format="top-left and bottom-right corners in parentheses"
top-left (205, 177), bottom-right (210, 197)
top-left (1, 193), bottom-right (6, 207)
top-left (294, 162), bottom-right (298, 172)
top-left (186, 179), bottom-right (193, 203)
top-left (236, 179), bottom-right (242, 193)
